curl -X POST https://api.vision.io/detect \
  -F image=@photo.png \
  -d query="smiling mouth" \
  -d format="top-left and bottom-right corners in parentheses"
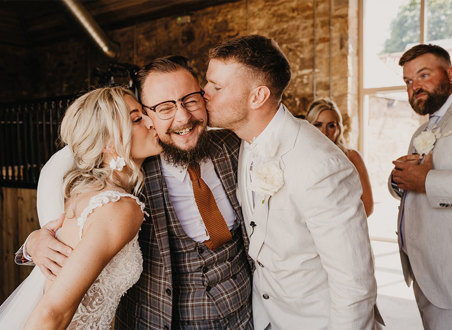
top-left (173, 125), bottom-right (194, 136)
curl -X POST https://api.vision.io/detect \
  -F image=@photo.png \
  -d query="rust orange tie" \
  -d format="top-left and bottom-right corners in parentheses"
top-left (187, 163), bottom-right (232, 250)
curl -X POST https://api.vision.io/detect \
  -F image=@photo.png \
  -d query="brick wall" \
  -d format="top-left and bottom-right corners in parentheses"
top-left (0, 0), bottom-right (359, 142)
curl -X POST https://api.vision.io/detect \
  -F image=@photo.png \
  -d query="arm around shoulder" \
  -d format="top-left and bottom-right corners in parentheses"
top-left (24, 196), bottom-right (144, 330)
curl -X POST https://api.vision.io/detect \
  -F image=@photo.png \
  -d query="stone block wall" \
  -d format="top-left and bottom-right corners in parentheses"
top-left (0, 0), bottom-right (359, 145)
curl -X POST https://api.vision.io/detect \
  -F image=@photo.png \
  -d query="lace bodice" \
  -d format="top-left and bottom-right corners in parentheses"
top-left (67, 191), bottom-right (146, 330)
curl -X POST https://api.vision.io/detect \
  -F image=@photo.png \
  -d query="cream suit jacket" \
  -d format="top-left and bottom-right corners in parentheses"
top-left (390, 102), bottom-right (452, 309)
top-left (237, 108), bottom-right (377, 330)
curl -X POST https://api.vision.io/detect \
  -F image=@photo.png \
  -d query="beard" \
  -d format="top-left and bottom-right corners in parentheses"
top-left (159, 125), bottom-right (211, 167)
top-left (410, 76), bottom-right (450, 116)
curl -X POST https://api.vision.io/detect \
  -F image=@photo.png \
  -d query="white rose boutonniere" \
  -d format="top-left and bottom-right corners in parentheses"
top-left (413, 130), bottom-right (438, 155)
top-left (250, 161), bottom-right (284, 196)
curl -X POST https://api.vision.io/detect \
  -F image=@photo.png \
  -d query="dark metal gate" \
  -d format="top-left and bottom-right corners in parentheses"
top-left (0, 96), bottom-right (75, 188)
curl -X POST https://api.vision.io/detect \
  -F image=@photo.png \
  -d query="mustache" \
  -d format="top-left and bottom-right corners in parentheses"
top-left (414, 88), bottom-right (429, 97)
top-left (165, 119), bottom-right (204, 134)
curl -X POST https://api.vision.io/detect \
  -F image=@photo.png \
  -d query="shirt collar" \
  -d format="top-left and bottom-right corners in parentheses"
top-left (160, 154), bottom-right (188, 183)
top-left (430, 94), bottom-right (452, 120)
top-left (244, 103), bottom-right (285, 152)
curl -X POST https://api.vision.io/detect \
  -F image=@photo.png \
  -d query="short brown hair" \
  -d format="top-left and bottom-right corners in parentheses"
top-left (137, 55), bottom-right (198, 100)
top-left (399, 44), bottom-right (451, 67)
top-left (209, 34), bottom-right (291, 102)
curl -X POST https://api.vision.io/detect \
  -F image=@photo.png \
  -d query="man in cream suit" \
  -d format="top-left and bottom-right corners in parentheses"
top-left (390, 44), bottom-right (452, 329)
top-left (205, 34), bottom-right (378, 329)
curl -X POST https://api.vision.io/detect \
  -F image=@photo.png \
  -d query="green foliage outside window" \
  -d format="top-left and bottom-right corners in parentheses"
top-left (382, 0), bottom-right (452, 53)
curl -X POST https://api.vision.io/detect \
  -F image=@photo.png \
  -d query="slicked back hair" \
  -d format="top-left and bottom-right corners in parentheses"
top-left (209, 34), bottom-right (291, 102)
top-left (399, 44), bottom-right (451, 67)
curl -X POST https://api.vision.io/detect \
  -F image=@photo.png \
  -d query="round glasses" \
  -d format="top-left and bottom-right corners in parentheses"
top-left (141, 90), bottom-right (205, 120)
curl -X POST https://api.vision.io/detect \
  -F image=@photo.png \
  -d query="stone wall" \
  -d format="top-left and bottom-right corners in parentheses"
top-left (0, 0), bottom-right (359, 144)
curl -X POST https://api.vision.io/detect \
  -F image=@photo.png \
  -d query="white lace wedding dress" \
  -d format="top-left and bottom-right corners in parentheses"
top-left (0, 190), bottom-right (145, 329)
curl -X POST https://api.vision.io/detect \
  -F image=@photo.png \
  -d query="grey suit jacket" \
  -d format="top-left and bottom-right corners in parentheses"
top-left (391, 101), bottom-right (452, 309)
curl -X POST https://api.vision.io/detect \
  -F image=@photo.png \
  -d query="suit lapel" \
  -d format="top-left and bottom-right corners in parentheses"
top-left (142, 156), bottom-right (172, 279)
top-left (247, 106), bottom-right (300, 259)
top-left (210, 134), bottom-right (250, 252)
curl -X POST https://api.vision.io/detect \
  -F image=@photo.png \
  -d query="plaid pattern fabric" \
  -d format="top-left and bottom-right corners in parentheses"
top-left (115, 129), bottom-right (253, 329)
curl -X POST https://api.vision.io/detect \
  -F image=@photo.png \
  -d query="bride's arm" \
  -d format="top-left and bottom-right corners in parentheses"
top-left (23, 197), bottom-right (144, 330)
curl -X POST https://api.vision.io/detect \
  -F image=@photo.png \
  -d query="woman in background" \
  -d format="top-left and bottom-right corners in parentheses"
top-left (0, 87), bottom-right (162, 329)
top-left (306, 98), bottom-right (374, 217)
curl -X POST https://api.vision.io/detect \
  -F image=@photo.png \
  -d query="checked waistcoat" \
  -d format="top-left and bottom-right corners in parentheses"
top-left (115, 129), bottom-right (253, 330)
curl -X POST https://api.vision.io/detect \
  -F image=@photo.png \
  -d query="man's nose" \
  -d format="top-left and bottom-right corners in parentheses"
top-left (412, 79), bottom-right (422, 92)
top-left (173, 102), bottom-right (191, 122)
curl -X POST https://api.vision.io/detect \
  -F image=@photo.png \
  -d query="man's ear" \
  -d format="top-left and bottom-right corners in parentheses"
top-left (249, 85), bottom-right (271, 109)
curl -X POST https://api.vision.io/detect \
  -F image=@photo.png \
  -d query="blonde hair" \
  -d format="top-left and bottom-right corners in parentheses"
top-left (306, 97), bottom-right (347, 152)
top-left (60, 87), bottom-right (143, 200)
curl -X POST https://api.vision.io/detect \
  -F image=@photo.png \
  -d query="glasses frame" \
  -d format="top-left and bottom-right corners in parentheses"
top-left (141, 90), bottom-right (205, 120)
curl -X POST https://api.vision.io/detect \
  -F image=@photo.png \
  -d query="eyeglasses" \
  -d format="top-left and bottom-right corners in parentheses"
top-left (141, 90), bottom-right (205, 120)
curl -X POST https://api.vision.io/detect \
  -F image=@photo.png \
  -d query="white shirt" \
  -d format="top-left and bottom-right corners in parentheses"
top-left (428, 94), bottom-right (452, 129)
top-left (160, 155), bottom-right (236, 242)
top-left (241, 104), bottom-right (285, 214)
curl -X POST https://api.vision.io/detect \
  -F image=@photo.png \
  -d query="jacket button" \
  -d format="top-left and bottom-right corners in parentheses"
top-left (166, 288), bottom-right (172, 296)
top-left (257, 261), bottom-right (264, 268)
top-left (206, 285), bottom-right (211, 292)
top-left (164, 326), bottom-right (169, 330)
top-left (197, 246), bottom-right (205, 254)
top-left (263, 293), bottom-right (269, 299)
top-left (202, 266), bottom-right (209, 273)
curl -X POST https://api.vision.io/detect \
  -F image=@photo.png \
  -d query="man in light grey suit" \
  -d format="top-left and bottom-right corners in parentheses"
top-left (205, 34), bottom-right (379, 330)
top-left (390, 44), bottom-right (452, 329)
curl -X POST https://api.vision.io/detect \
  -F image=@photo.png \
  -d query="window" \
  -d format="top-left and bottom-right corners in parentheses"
top-left (359, 0), bottom-right (452, 239)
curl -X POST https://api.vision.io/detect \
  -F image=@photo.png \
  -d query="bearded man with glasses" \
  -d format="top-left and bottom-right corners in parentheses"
top-left (113, 57), bottom-right (253, 329)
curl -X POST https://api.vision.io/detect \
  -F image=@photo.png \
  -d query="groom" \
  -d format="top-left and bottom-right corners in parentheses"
top-left (204, 34), bottom-right (378, 329)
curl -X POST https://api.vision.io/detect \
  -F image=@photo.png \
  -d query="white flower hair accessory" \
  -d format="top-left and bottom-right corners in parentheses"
top-left (109, 157), bottom-right (126, 171)
top-left (249, 134), bottom-right (284, 197)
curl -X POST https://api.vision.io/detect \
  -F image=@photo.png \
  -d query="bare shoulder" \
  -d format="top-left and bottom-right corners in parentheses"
top-left (347, 149), bottom-right (364, 166)
top-left (82, 194), bottom-right (144, 241)
top-left (346, 149), bottom-right (371, 178)
top-left (93, 196), bottom-right (143, 224)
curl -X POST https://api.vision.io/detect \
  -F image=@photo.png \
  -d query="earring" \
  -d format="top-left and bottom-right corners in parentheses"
top-left (109, 157), bottom-right (126, 171)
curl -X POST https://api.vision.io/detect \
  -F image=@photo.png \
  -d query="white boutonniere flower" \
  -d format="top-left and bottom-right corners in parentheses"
top-left (413, 130), bottom-right (439, 155)
top-left (249, 134), bottom-right (284, 197)
top-left (250, 161), bottom-right (284, 196)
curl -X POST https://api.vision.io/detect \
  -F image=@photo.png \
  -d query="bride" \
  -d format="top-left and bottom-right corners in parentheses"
top-left (0, 87), bottom-right (162, 329)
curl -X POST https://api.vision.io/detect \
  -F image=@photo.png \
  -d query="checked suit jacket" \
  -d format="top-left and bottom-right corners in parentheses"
top-left (115, 129), bottom-right (252, 329)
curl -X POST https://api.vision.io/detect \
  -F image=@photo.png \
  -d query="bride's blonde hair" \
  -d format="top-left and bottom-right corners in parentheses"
top-left (60, 87), bottom-right (143, 200)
